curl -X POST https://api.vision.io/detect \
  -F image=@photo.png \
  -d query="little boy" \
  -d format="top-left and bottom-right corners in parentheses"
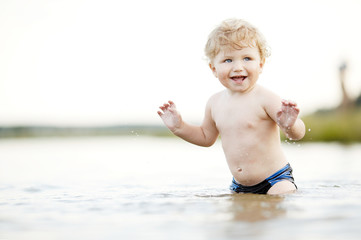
top-left (157, 19), bottom-right (305, 194)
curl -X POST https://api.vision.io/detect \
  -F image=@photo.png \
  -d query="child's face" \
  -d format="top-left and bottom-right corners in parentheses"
top-left (209, 46), bottom-right (264, 93)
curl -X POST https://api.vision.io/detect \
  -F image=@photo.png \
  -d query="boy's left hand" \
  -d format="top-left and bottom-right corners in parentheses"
top-left (276, 100), bottom-right (300, 129)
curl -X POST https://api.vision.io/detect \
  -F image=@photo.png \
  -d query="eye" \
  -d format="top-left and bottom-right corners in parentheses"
top-left (244, 57), bottom-right (251, 61)
top-left (224, 59), bottom-right (232, 63)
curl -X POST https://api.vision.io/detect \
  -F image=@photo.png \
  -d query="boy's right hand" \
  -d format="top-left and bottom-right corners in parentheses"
top-left (157, 100), bottom-right (183, 132)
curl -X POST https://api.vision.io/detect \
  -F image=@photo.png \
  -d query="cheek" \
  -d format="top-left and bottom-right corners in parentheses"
top-left (218, 72), bottom-right (230, 83)
top-left (248, 64), bottom-right (261, 74)
top-left (216, 67), bottom-right (229, 78)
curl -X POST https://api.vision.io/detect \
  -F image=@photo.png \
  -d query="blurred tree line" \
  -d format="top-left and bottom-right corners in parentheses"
top-left (300, 62), bottom-right (361, 143)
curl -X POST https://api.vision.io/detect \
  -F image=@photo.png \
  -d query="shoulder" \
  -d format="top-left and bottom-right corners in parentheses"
top-left (256, 85), bottom-right (282, 119)
top-left (256, 85), bottom-right (281, 105)
top-left (255, 85), bottom-right (278, 98)
top-left (203, 90), bottom-right (226, 120)
top-left (207, 90), bottom-right (226, 106)
top-left (210, 90), bottom-right (225, 99)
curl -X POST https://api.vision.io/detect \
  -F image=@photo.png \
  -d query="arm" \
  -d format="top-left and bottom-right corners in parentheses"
top-left (157, 100), bottom-right (219, 147)
top-left (262, 89), bottom-right (305, 141)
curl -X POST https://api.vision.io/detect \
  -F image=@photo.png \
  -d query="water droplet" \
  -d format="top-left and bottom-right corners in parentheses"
top-left (130, 130), bottom-right (139, 138)
top-left (308, 128), bottom-right (311, 132)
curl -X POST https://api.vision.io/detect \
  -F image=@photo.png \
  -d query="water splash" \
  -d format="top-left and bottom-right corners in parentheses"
top-left (130, 130), bottom-right (140, 138)
top-left (285, 139), bottom-right (300, 146)
top-left (284, 139), bottom-right (291, 145)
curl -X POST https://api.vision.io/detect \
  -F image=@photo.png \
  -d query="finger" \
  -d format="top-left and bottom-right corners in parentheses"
top-left (282, 99), bottom-right (288, 105)
top-left (168, 100), bottom-right (176, 109)
top-left (293, 107), bottom-right (300, 113)
top-left (276, 110), bottom-right (282, 118)
top-left (283, 99), bottom-right (297, 107)
top-left (288, 100), bottom-right (297, 106)
top-left (157, 111), bottom-right (163, 116)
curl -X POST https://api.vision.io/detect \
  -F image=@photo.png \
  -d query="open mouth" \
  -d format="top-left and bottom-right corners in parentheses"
top-left (230, 76), bottom-right (247, 83)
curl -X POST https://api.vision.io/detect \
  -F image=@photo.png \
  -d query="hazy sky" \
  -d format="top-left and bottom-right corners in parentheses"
top-left (1, 0), bottom-right (361, 126)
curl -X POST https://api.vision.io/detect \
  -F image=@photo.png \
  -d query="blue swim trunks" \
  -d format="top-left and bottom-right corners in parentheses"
top-left (229, 163), bottom-right (297, 194)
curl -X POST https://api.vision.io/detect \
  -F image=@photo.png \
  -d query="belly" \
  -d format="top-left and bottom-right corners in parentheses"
top-left (222, 139), bottom-right (287, 186)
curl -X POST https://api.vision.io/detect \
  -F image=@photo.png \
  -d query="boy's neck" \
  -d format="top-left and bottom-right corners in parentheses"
top-left (226, 84), bottom-right (258, 96)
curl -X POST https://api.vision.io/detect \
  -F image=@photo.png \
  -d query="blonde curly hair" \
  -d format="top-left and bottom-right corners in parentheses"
top-left (205, 19), bottom-right (270, 62)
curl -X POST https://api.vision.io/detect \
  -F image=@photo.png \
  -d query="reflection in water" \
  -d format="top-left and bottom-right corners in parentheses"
top-left (227, 193), bottom-right (286, 222)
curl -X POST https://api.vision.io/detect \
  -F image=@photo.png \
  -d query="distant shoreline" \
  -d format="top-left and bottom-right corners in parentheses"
top-left (2, 108), bottom-right (361, 143)
top-left (0, 124), bottom-right (173, 138)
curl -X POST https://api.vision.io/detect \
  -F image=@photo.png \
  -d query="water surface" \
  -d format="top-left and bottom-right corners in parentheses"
top-left (1, 137), bottom-right (361, 239)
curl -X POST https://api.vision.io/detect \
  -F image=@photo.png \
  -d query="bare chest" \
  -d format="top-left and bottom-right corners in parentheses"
top-left (212, 100), bottom-right (267, 134)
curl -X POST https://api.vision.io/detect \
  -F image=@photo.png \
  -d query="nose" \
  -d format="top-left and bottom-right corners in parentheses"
top-left (232, 60), bottom-right (245, 72)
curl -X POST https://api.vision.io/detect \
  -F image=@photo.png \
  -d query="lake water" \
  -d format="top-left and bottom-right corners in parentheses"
top-left (1, 136), bottom-right (361, 240)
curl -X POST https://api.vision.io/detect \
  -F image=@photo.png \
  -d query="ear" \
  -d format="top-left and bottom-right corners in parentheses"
top-left (209, 63), bottom-right (218, 78)
top-left (259, 58), bottom-right (265, 73)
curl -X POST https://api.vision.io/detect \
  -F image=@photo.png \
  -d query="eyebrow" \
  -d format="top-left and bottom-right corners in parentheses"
top-left (221, 52), bottom-right (253, 59)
